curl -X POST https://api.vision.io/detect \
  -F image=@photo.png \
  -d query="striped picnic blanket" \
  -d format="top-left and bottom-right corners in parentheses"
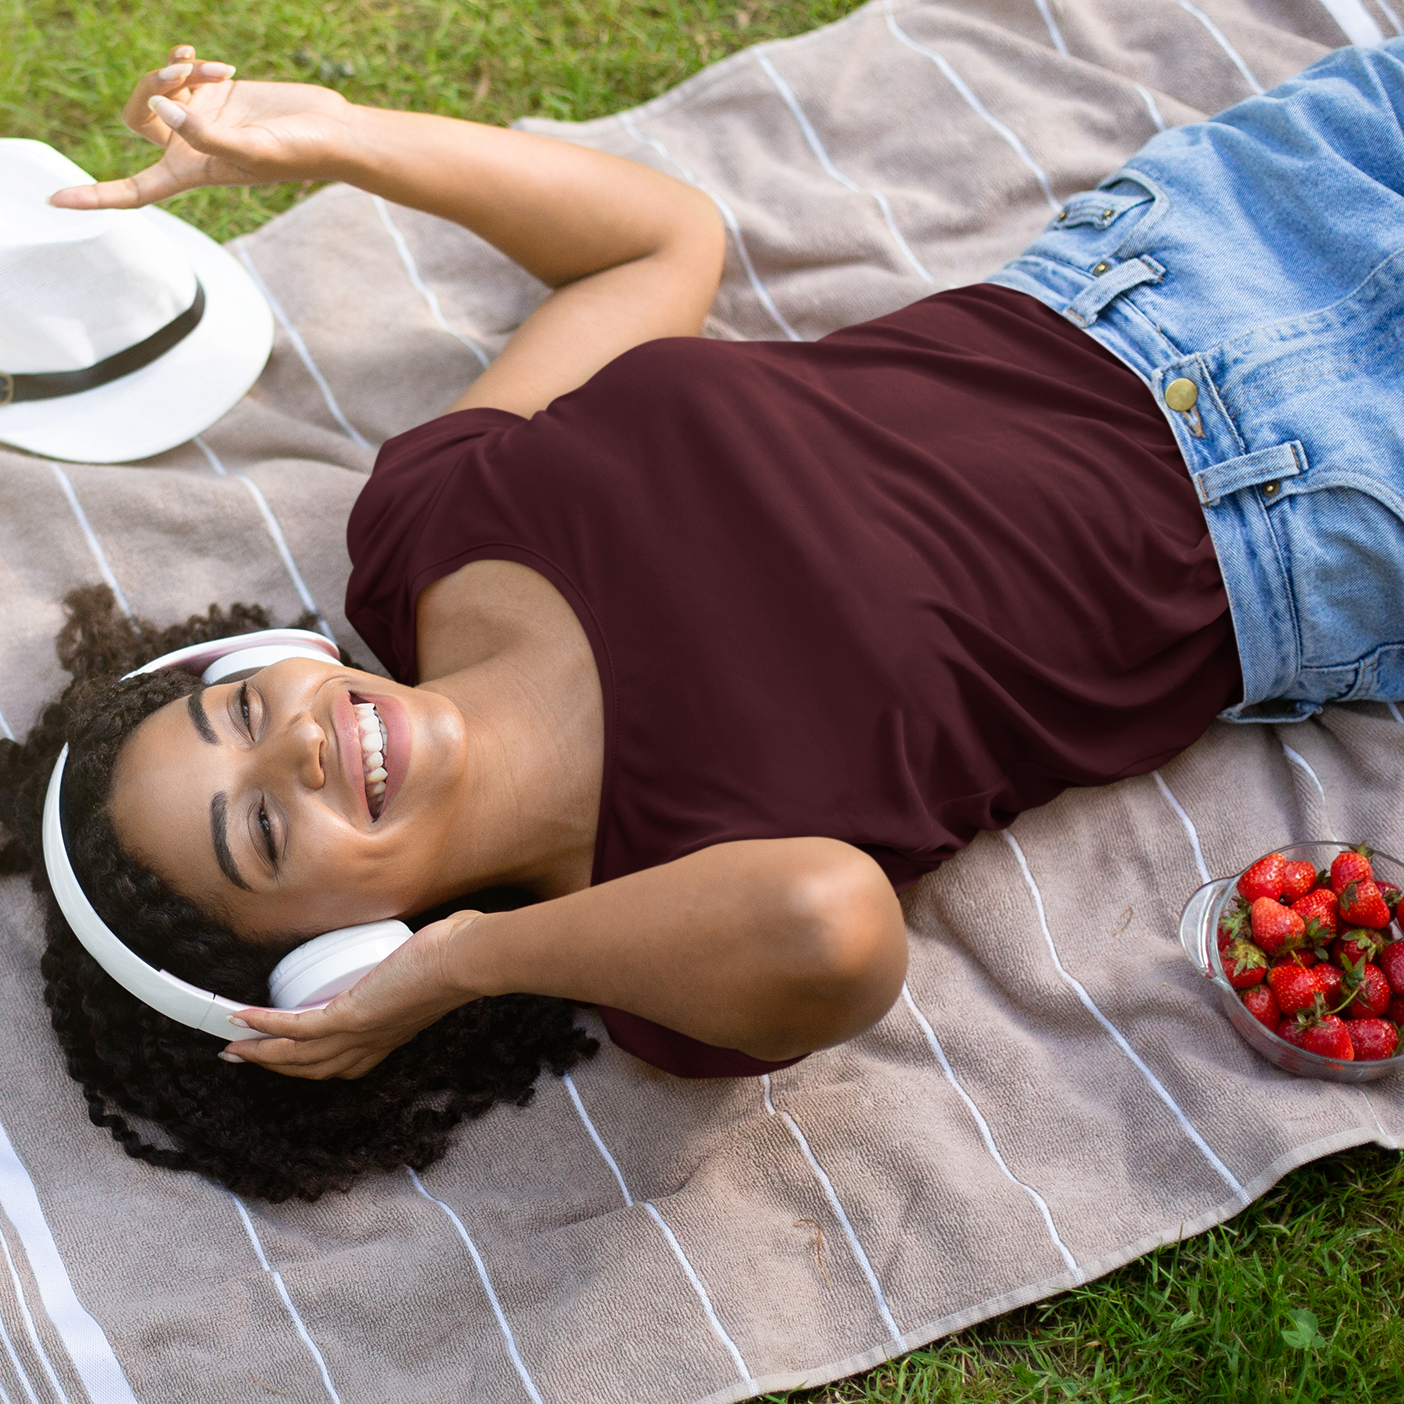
top-left (1, 2), bottom-right (1401, 1401)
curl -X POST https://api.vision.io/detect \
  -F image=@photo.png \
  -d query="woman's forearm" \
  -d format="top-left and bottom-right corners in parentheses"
top-left (446, 838), bottom-right (909, 1061)
top-left (329, 106), bottom-right (719, 292)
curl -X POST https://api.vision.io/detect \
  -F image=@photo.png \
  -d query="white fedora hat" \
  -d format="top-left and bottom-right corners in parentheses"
top-left (0, 139), bottom-right (274, 464)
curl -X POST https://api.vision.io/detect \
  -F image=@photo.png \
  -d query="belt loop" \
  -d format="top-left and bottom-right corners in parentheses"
top-left (1193, 441), bottom-right (1308, 507)
top-left (1063, 255), bottom-right (1165, 328)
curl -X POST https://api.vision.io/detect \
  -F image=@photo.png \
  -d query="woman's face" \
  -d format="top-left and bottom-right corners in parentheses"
top-left (108, 659), bottom-right (472, 940)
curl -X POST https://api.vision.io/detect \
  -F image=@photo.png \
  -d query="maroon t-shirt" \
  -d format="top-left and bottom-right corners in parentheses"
top-left (346, 284), bottom-right (1241, 1077)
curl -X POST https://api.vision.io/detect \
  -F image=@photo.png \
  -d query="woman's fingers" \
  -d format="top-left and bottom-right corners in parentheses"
top-left (231, 1005), bottom-right (340, 1040)
top-left (122, 55), bottom-right (236, 143)
top-left (223, 1030), bottom-right (392, 1081)
top-left (48, 161), bottom-right (186, 210)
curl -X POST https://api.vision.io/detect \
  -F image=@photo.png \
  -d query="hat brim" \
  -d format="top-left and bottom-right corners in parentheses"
top-left (0, 206), bottom-right (274, 465)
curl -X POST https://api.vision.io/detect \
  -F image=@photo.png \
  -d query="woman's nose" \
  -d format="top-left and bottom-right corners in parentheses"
top-left (268, 710), bottom-right (326, 789)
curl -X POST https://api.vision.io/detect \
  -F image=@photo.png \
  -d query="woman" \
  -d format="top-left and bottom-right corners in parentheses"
top-left (5, 38), bottom-right (1402, 1199)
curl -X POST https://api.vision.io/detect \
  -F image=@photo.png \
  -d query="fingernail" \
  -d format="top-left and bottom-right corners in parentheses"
top-left (157, 63), bottom-right (193, 82)
top-left (174, 45), bottom-right (196, 58)
top-left (229, 1016), bottom-right (250, 1028)
top-left (200, 62), bottom-right (236, 78)
top-left (217, 1052), bottom-right (244, 1064)
top-left (148, 95), bottom-right (186, 128)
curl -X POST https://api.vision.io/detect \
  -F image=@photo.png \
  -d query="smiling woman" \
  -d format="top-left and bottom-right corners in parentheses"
top-left (0, 586), bottom-right (597, 1202)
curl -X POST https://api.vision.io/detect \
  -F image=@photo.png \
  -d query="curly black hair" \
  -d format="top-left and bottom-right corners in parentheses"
top-left (0, 585), bottom-right (595, 1202)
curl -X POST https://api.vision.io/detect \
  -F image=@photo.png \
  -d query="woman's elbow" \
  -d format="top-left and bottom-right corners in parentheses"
top-left (747, 846), bottom-right (909, 1060)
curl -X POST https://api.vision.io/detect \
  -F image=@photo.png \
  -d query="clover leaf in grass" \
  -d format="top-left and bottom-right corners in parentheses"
top-left (1281, 1307), bottom-right (1325, 1350)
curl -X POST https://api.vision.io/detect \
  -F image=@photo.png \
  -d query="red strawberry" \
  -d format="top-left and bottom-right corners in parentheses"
top-left (1330, 843), bottom-right (1375, 894)
top-left (1379, 882), bottom-right (1402, 917)
top-left (1223, 940), bottom-right (1268, 988)
top-left (1344, 963), bottom-right (1391, 1019)
top-left (1388, 993), bottom-right (1404, 1025)
top-left (1238, 853), bottom-right (1287, 902)
top-left (1331, 929), bottom-right (1385, 967)
top-left (1290, 888), bottom-right (1338, 940)
top-left (1302, 1014), bottom-right (1355, 1060)
top-left (1217, 896), bottom-right (1251, 952)
top-left (1281, 860), bottom-right (1317, 903)
top-left (1277, 1018), bottom-right (1309, 1049)
top-left (1378, 940), bottom-right (1404, 994)
top-left (1316, 964), bottom-right (1344, 1005)
top-left (1251, 897), bottom-right (1305, 956)
top-left (1339, 878), bottom-right (1391, 929)
top-left (1241, 985), bottom-right (1279, 1029)
top-left (1346, 1018), bottom-right (1399, 1061)
top-left (1272, 950), bottom-right (1319, 969)
top-left (1267, 963), bottom-right (1322, 1016)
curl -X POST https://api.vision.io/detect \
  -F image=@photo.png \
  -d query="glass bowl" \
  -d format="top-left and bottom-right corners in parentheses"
top-left (1178, 840), bottom-right (1404, 1082)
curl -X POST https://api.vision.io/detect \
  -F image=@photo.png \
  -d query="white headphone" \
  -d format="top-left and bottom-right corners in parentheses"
top-left (41, 628), bottom-right (411, 1043)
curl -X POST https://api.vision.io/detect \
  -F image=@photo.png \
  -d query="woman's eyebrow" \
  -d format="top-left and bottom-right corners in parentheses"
top-left (187, 690), bottom-right (218, 745)
top-left (210, 791), bottom-right (251, 891)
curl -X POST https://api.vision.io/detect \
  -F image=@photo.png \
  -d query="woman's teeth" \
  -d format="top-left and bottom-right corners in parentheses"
top-left (352, 701), bottom-right (389, 817)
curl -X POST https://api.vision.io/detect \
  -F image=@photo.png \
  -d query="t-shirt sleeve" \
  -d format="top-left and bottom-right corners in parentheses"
top-left (597, 1006), bottom-right (805, 1078)
top-left (346, 407), bottom-right (525, 683)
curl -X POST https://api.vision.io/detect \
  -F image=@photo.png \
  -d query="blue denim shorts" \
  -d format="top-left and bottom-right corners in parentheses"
top-left (989, 39), bottom-right (1404, 722)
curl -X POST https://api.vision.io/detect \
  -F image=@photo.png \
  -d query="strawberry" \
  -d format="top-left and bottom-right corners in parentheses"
top-left (1241, 985), bottom-right (1279, 1029)
top-left (1290, 888), bottom-right (1338, 940)
top-left (1377, 940), bottom-right (1404, 994)
top-left (1238, 853), bottom-right (1287, 902)
top-left (1302, 1014), bottom-right (1355, 1060)
top-left (1217, 896), bottom-right (1251, 952)
top-left (1379, 882), bottom-right (1402, 917)
top-left (1273, 949), bottom-right (1319, 969)
top-left (1223, 939), bottom-right (1268, 988)
top-left (1251, 897), bottom-right (1305, 956)
top-left (1277, 1018), bottom-right (1309, 1049)
top-left (1346, 1018), bottom-right (1399, 1061)
top-left (1330, 843), bottom-right (1375, 894)
top-left (1316, 963), bottom-right (1344, 1005)
top-left (1343, 963), bottom-right (1391, 1019)
top-left (1339, 878), bottom-right (1391, 929)
top-left (1388, 994), bottom-right (1404, 1025)
top-left (1281, 860), bottom-right (1317, 903)
top-left (1267, 963), bottom-right (1322, 1016)
top-left (1331, 929), bottom-right (1385, 967)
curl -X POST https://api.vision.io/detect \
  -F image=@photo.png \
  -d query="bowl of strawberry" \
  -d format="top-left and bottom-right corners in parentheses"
top-left (1179, 842), bottom-right (1404, 1081)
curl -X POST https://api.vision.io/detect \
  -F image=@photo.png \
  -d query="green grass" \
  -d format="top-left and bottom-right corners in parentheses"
top-left (774, 1144), bottom-right (1404, 1403)
top-left (5, 3), bottom-right (1404, 1400)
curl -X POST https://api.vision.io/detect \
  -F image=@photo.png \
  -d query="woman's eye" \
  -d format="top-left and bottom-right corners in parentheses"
top-left (239, 683), bottom-right (253, 734)
top-left (258, 805), bottom-right (277, 866)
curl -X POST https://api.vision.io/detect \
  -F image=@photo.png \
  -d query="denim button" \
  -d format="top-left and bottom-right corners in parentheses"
top-left (1262, 480), bottom-right (1280, 497)
top-left (1091, 260), bottom-right (1111, 275)
top-left (1165, 378), bottom-right (1199, 411)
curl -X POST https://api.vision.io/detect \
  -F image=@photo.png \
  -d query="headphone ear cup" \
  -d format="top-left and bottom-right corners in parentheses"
top-left (268, 920), bottom-right (412, 1009)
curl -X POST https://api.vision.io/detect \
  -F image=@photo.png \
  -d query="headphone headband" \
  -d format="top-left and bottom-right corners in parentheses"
top-left (40, 629), bottom-right (410, 1041)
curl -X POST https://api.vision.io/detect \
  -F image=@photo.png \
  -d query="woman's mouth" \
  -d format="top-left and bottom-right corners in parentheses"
top-left (352, 701), bottom-right (389, 818)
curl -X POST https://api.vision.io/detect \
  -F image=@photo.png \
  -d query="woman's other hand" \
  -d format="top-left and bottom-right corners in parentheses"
top-left (221, 909), bottom-right (487, 1081)
top-left (49, 44), bottom-right (351, 210)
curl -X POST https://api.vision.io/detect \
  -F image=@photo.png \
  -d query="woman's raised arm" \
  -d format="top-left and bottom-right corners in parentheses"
top-left (51, 45), bottom-right (726, 417)
top-left (223, 838), bottom-right (910, 1081)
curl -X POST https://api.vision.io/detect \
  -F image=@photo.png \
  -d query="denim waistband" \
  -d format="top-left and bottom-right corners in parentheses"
top-left (987, 39), bottom-right (1404, 723)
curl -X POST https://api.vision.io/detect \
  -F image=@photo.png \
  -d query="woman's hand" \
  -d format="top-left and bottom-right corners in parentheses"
top-left (221, 910), bottom-right (488, 1081)
top-left (49, 44), bottom-right (351, 210)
